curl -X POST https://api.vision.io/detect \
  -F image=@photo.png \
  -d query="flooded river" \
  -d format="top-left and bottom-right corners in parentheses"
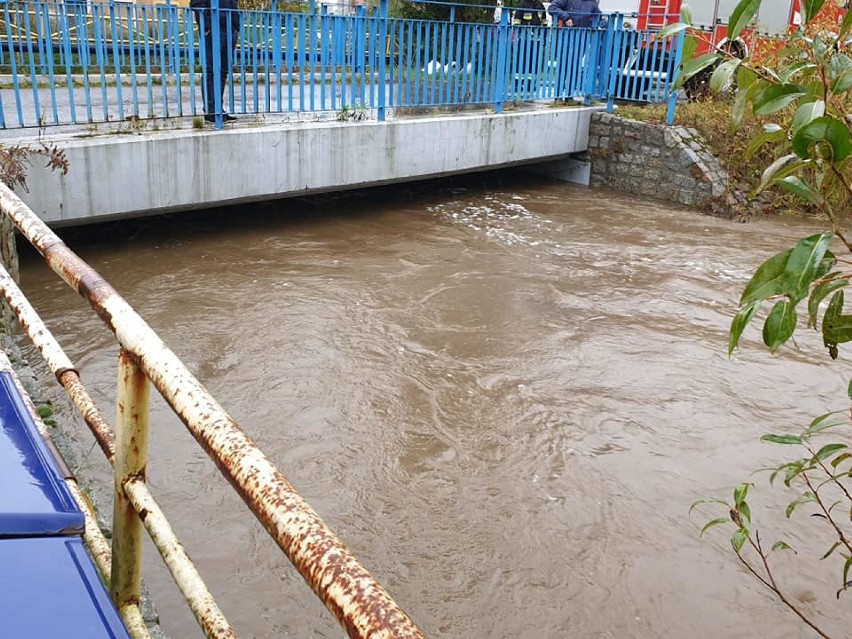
top-left (17, 174), bottom-right (849, 638)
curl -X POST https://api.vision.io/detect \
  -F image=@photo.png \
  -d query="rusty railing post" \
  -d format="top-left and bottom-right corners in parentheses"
top-left (111, 348), bottom-right (150, 621)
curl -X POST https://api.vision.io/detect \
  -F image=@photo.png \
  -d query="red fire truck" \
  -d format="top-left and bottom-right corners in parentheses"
top-left (601, 0), bottom-right (847, 53)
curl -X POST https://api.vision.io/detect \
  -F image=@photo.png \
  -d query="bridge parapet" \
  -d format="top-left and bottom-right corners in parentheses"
top-left (0, 0), bottom-right (681, 130)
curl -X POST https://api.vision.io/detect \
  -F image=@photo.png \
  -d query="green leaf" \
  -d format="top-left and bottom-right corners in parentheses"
top-left (741, 248), bottom-right (793, 305)
top-left (822, 540), bottom-right (842, 559)
top-left (733, 70), bottom-right (760, 126)
top-left (733, 483), bottom-right (751, 507)
top-left (763, 299), bottom-right (797, 353)
top-left (828, 54), bottom-right (852, 81)
top-left (655, 22), bottom-right (689, 41)
top-left (776, 176), bottom-right (824, 206)
top-left (781, 61), bottom-right (818, 83)
top-left (840, 8), bottom-right (852, 39)
top-left (832, 452), bottom-right (852, 468)
top-left (802, 0), bottom-right (827, 23)
top-left (753, 83), bottom-right (808, 116)
top-left (728, 0), bottom-right (761, 41)
top-left (815, 443), bottom-right (847, 462)
top-left (701, 517), bottom-right (730, 536)
top-left (710, 58), bottom-right (741, 93)
top-left (805, 411), bottom-right (847, 436)
top-left (680, 5), bottom-right (692, 24)
top-left (689, 497), bottom-right (729, 514)
top-left (682, 34), bottom-right (700, 65)
top-left (753, 154), bottom-right (802, 196)
top-left (761, 433), bottom-right (803, 445)
top-left (832, 70), bottom-right (852, 94)
top-left (791, 100), bottom-right (825, 135)
top-left (822, 290), bottom-right (852, 357)
top-left (740, 234), bottom-right (833, 307)
top-left (808, 277), bottom-right (847, 328)
top-left (729, 301), bottom-right (761, 354)
top-left (731, 528), bottom-right (749, 553)
top-left (772, 541), bottom-right (795, 552)
top-left (792, 117), bottom-right (852, 162)
top-left (786, 496), bottom-right (814, 517)
top-left (745, 128), bottom-right (786, 160)
top-left (674, 52), bottom-right (722, 90)
top-left (784, 233), bottom-right (835, 302)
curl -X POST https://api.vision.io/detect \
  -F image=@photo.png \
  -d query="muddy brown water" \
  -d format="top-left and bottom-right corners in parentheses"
top-left (17, 174), bottom-right (849, 638)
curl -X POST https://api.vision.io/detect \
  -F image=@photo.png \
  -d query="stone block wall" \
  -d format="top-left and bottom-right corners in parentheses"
top-left (588, 112), bottom-right (731, 215)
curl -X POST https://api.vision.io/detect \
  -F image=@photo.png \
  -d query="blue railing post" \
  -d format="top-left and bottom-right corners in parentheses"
top-left (582, 17), bottom-right (603, 105)
top-left (666, 27), bottom-right (686, 125)
top-left (377, 0), bottom-right (388, 121)
top-left (494, 8), bottom-right (509, 113)
top-left (210, 0), bottom-right (223, 128)
top-left (603, 13), bottom-right (622, 113)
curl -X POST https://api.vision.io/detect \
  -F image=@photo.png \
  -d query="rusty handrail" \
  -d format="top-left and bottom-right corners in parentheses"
top-left (0, 182), bottom-right (424, 639)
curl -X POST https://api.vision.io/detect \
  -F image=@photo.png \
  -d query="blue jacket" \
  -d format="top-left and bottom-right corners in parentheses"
top-left (547, 0), bottom-right (601, 28)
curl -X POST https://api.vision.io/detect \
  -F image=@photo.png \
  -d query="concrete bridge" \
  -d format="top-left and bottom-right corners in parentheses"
top-left (11, 105), bottom-right (598, 226)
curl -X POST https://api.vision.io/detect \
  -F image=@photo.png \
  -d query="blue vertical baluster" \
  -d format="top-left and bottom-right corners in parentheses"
top-left (157, 4), bottom-right (168, 117)
top-left (210, 0), bottom-right (222, 127)
top-left (319, 5), bottom-right (328, 111)
top-left (188, 5), bottom-right (199, 116)
top-left (356, 5), bottom-right (366, 108)
top-left (126, 2), bottom-right (139, 118)
top-left (666, 27), bottom-right (685, 124)
top-left (285, 12), bottom-right (294, 112)
top-left (57, 1), bottom-right (77, 124)
top-left (377, 0), bottom-right (387, 120)
top-left (108, 0), bottom-right (124, 121)
top-left (437, 18), bottom-right (447, 106)
top-left (606, 14), bottom-right (623, 112)
top-left (0, 0), bottom-right (22, 127)
top-left (297, 12), bottom-right (305, 111)
top-left (226, 4), bottom-right (237, 117)
top-left (308, 1), bottom-right (316, 112)
top-left (493, 9), bottom-right (508, 111)
top-left (247, 8), bottom-right (256, 116)
top-left (140, 4), bottom-right (153, 118)
top-left (272, 1), bottom-right (282, 113)
top-left (92, 2), bottom-right (108, 121)
top-left (452, 20), bottom-right (462, 103)
top-left (22, 2), bottom-right (43, 126)
top-left (41, 1), bottom-right (60, 124)
top-left (413, 20), bottom-right (422, 105)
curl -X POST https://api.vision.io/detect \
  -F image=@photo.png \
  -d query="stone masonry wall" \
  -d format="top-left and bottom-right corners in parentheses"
top-left (587, 112), bottom-right (733, 217)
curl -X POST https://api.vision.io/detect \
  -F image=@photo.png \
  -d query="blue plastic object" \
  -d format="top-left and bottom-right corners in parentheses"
top-left (0, 536), bottom-right (131, 638)
top-left (0, 371), bottom-right (84, 537)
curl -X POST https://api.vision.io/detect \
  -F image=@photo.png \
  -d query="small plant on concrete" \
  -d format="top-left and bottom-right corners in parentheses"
top-left (0, 143), bottom-right (68, 192)
top-left (336, 103), bottom-right (369, 122)
top-left (192, 116), bottom-right (205, 129)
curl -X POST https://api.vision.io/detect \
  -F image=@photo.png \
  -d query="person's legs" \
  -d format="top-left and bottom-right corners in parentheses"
top-left (193, 9), bottom-right (216, 115)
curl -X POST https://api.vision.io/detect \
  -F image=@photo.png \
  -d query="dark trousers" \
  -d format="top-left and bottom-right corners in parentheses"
top-left (193, 8), bottom-right (240, 115)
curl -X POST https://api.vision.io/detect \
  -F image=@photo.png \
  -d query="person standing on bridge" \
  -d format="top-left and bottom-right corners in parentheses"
top-left (547, 0), bottom-right (601, 28)
top-left (190, 0), bottom-right (241, 123)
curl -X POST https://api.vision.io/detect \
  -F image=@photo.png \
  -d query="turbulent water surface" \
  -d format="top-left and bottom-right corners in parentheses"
top-left (18, 174), bottom-right (849, 638)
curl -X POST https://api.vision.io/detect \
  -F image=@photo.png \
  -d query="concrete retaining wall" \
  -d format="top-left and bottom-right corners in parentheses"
top-left (587, 112), bottom-right (731, 215)
top-left (17, 107), bottom-right (600, 227)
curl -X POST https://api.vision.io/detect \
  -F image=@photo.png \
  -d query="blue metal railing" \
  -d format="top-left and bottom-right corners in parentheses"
top-left (0, 0), bottom-right (683, 130)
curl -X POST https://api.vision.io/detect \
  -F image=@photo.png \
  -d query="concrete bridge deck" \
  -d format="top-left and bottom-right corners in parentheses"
top-left (11, 102), bottom-right (600, 227)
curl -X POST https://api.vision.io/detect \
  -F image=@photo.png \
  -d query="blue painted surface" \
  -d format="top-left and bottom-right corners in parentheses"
top-left (0, 371), bottom-right (84, 537)
top-left (0, 1), bottom-right (681, 129)
top-left (0, 536), bottom-right (131, 639)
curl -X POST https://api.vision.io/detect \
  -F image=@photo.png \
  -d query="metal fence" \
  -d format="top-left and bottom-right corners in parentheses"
top-left (0, 179), bottom-right (426, 638)
top-left (0, 0), bottom-right (684, 129)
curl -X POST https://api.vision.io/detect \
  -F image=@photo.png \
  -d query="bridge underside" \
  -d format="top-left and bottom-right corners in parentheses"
top-left (16, 106), bottom-right (600, 227)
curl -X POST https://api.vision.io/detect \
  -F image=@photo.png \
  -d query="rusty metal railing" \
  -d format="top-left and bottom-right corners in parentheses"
top-left (0, 181), bottom-right (425, 639)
